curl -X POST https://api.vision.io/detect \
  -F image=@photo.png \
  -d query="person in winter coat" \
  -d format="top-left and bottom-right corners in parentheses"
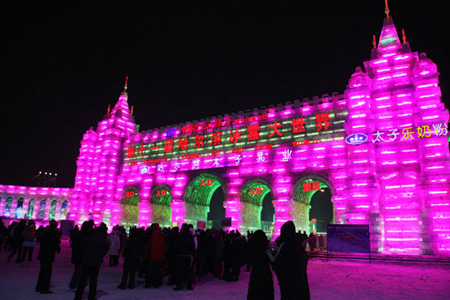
top-left (0, 219), bottom-right (7, 251)
top-left (35, 220), bottom-right (61, 294)
top-left (69, 221), bottom-right (92, 290)
top-left (271, 221), bottom-right (310, 300)
top-left (74, 225), bottom-right (109, 300)
top-left (144, 223), bottom-right (166, 288)
top-left (108, 230), bottom-right (120, 266)
top-left (308, 232), bottom-right (316, 252)
top-left (21, 220), bottom-right (37, 266)
top-left (212, 231), bottom-right (224, 278)
top-left (173, 223), bottom-right (195, 291)
top-left (230, 231), bottom-right (245, 281)
top-left (247, 230), bottom-right (274, 300)
top-left (117, 228), bottom-right (142, 289)
top-left (7, 219), bottom-right (26, 263)
top-left (166, 227), bottom-right (179, 285)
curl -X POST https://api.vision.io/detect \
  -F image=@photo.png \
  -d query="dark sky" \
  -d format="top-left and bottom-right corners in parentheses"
top-left (1, 0), bottom-right (449, 188)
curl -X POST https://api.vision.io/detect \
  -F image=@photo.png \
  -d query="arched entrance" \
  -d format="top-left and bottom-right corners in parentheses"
top-left (150, 185), bottom-right (172, 228)
top-left (207, 188), bottom-right (226, 229)
top-left (60, 200), bottom-right (68, 220)
top-left (121, 186), bottom-right (140, 229)
top-left (4, 197), bottom-right (12, 217)
top-left (27, 198), bottom-right (35, 219)
top-left (292, 176), bottom-right (334, 234)
top-left (49, 199), bottom-right (57, 220)
top-left (239, 180), bottom-right (273, 234)
top-left (15, 198), bottom-right (24, 218)
top-left (183, 174), bottom-right (226, 226)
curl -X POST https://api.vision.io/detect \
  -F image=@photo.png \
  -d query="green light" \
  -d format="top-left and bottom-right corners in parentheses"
top-left (380, 36), bottom-right (397, 46)
top-left (240, 181), bottom-right (271, 206)
top-left (184, 174), bottom-right (223, 206)
top-left (151, 187), bottom-right (172, 206)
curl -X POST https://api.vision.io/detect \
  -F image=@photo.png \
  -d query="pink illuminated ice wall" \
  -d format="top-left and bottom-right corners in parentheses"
top-left (1, 9), bottom-right (448, 256)
top-left (344, 15), bottom-right (450, 254)
top-left (69, 82), bottom-right (137, 227)
top-left (68, 12), bottom-right (450, 255)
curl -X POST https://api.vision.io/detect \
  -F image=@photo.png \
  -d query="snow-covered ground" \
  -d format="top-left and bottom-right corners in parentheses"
top-left (0, 241), bottom-right (449, 300)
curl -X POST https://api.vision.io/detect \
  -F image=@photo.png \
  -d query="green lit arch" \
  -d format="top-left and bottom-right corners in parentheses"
top-left (291, 175), bottom-right (334, 205)
top-left (184, 173), bottom-right (226, 206)
top-left (240, 179), bottom-right (272, 206)
top-left (150, 185), bottom-right (172, 206)
top-left (121, 185), bottom-right (140, 206)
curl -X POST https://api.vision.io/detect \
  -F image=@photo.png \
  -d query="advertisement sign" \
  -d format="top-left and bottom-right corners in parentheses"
top-left (327, 224), bottom-right (370, 253)
top-left (345, 133), bottom-right (368, 145)
top-left (197, 220), bottom-right (206, 229)
top-left (220, 217), bottom-right (232, 227)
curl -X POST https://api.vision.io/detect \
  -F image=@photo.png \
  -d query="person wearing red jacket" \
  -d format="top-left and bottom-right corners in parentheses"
top-left (144, 223), bottom-right (166, 288)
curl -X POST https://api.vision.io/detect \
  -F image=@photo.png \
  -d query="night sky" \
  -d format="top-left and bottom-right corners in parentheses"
top-left (1, 0), bottom-right (449, 188)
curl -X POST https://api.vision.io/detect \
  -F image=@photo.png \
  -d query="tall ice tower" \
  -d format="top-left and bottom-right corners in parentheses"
top-left (69, 78), bottom-right (137, 227)
top-left (345, 2), bottom-right (450, 254)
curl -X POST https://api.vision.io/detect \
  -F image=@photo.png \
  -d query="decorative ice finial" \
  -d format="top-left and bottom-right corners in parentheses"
top-left (123, 75), bottom-right (128, 94)
top-left (107, 104), bottom-right (111, 114)
top-left (385, 0), bottom-right (390, 19)
top-left (372, 35), bottom-right (377, 48)
top-left (130, 105), bottom-right (134, 116)
top-left (402, 28), bottom-right (407, 44)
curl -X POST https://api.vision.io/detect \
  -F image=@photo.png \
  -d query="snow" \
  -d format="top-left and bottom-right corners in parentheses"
top-left (0, 241), bottom-right (449, 300)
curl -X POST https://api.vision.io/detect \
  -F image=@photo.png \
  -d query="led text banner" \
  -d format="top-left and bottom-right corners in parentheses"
top-left (372, 123), bottom-right (448, 143)
top-left (125, 111), bottom-right (345, 166)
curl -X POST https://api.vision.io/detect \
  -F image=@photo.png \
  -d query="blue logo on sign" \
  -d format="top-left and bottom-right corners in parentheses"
top-left (345, 133), bottom-right (368, 145)
top-left (139, 165), bottom-right (150, 174)
top-left (166, 128), bottom-right (177, 138)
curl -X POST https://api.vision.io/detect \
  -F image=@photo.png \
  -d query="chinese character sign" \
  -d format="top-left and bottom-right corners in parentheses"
top-left (125, 112), bottom-right (335, 165)
top-left (372, 123), bottom-right (448, 143)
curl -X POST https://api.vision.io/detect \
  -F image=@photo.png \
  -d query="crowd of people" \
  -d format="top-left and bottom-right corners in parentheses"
top-left (1, 217), bottom-right (311, 300)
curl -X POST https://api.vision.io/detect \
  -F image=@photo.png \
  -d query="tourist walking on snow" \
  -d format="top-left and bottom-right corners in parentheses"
top-left (247, 230), bottom-right (274, 300)
top-left (74, 224), bottom-right (109, 300)
top-left (174, 223), bottom-right (195, 291)
top-left (108, 229), bottom-right (120, 266)
top-left (35, 220), bottom-right (61, 294)
top-left (21, 220), bottom-right (37, 266)
top-left (144, 223), bottom-right (166, 288)
top-left (69, 221), bottom-right (92, 290)
top-left (270, 221), bottom-right (310, 300)
top-left (7, 219), bottom-right (26, 263)
top-left (118, 228), bottom-right (142, 289)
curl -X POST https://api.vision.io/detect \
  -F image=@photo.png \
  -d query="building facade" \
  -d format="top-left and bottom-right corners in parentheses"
top-left (1, 12), bottom-right (449, 255)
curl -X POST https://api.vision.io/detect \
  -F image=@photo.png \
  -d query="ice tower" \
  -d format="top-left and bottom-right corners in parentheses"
top-left (69, 78), bottom-right (137, 226)
top-left (344, 4), bottom-right (450, 254)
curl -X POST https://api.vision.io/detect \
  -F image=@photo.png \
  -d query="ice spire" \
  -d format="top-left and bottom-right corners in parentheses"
top-left (377, 0), bottom-right (401, 55)
top-left (110, 76), bottom-right (131, 118)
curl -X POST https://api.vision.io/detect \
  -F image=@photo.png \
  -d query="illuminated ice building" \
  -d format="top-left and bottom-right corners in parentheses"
top-left (1, 9), bottom-right (449, 255)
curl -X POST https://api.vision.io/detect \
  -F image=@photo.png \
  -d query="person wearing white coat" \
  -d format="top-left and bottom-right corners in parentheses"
top-left (108, 231), bottom-right (120, 266)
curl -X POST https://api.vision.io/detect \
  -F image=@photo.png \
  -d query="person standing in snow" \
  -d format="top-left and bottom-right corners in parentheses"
top-left (74, 224), bottom-right (109, 300)
top-left (118, 228), bottom-right (143, 289)
top-left (108, 230), bottom-right (120, 267)
top-left (247, 230), bottom-right (274, 300)
top-left (270, 221), bottom-right (310, 300)
top-left (144, 223), bottom-right (166, 288)
top-left (35, 220), bottom-right (61, 294)
top-left (21, 220), bottom-right (37, 266)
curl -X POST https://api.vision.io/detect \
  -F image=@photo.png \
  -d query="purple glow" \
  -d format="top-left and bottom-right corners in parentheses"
top-left (0, 14), bottom-right (449, 256)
